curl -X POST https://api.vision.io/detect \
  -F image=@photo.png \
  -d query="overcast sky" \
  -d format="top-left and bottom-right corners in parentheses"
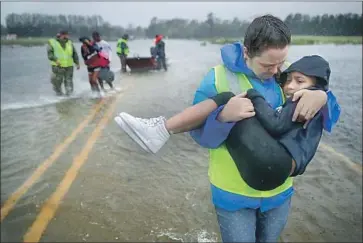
top-left (1, 1), bottom-right (362, 27)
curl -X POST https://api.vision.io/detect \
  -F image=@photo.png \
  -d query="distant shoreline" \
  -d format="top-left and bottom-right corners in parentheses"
top-left (1, 37), bottom-right (51, 47)
top-left (206, 35), bottom-right (362, 45)
top-left (1, 35), bottom-right (362, 47)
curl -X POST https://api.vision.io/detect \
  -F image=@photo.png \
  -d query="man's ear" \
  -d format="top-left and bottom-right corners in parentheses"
top-left (243, 46), bottom-right (248, 59)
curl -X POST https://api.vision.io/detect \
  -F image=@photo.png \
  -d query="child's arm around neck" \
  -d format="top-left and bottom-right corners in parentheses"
top-left (247, 87), bottom-right (324, 137)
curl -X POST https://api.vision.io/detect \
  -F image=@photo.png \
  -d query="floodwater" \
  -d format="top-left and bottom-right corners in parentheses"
top-left (1, 40), bottom-right (362, 242)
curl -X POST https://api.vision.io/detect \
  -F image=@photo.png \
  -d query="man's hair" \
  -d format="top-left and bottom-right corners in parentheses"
top-left (243, 15), bottom-right (291, 58)
top-left (92, 31), bottom-right (100, 38)
top-left (59, 30), bottom-right (68, 35)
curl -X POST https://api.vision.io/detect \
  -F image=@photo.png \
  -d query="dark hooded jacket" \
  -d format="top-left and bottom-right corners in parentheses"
top-left (155, 35), bottom-right (166, 57)
top-left (211, 55), bottom-right (331, 190)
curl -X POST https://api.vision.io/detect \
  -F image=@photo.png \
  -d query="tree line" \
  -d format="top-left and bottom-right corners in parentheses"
top-left (1, 12), bottom-right (362, 39)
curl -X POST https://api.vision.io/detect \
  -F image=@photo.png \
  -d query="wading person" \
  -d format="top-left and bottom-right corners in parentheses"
top-left (116, 14), bottom-right (341, 242)
top-left (47, 30), bottom-right (80, 96)
top-left (154, 34), bottom-right (167, 71)
top-left (116, 34), bottom-right (129, 73)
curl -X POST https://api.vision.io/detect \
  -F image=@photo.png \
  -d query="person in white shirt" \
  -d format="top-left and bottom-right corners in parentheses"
top-left (92, 31), bottom-right (114, 90)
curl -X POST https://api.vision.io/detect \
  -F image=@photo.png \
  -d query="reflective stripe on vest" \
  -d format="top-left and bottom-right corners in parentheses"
top-left (208, 64), bottom-right (292, 198)
top-left (116, 38), bottom-right (129, 55)
top-left (49, 39), bottom-right (74, 67)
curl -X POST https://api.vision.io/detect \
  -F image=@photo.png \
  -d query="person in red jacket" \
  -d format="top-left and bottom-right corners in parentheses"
top-left (154, 34), bottom-right (167, 71)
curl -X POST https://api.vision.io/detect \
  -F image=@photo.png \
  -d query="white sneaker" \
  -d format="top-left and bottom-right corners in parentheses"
top-left (90, 91), bottom-right (105, 99)
top-left (90, 92), bottom-right (99, 99)
top-left (114, 116), bottom-right (152, 153)
top-left (99, 90), bottom-right (106, 97)
top-left (116, 112), bottom-right (170, 154)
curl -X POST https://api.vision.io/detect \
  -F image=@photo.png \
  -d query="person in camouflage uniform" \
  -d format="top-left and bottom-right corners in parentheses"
top-left (47, 30), bottom-right (80, 96)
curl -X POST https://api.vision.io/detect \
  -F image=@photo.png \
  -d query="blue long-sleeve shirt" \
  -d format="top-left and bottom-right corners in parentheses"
top-left (189, 42), bottom-right (341, 212)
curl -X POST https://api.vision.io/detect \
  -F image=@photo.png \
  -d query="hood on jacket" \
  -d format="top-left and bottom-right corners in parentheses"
top-left (279, 55), bottom-right (330, 91)
top-left (220, 42), bottom-right (253, 75)
top-left (220, 42), bottom-right (275, 82)
top-left (155, 34), bottom-right (163, 44)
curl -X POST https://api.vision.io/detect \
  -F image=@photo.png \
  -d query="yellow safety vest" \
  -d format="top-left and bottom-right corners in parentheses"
top-left (208, 64), bottom-right (293, 198)
top-left (116, 38), bottom-right (129, 55)
top-left (49, 39), bottom-right (74, 67)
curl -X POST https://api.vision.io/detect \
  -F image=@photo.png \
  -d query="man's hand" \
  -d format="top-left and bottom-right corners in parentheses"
top-left (218, 92), bottom-right (255, 122)
top-left (55, 60), bottom-right (61, 66)
top-left (292, 89), bottom-right (327, 128)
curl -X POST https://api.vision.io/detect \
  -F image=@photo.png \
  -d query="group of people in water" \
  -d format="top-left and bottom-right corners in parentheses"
top-left (47, 14), bottom-right (342, 243)
top-left (47, 30), bottom-right (114, 96)
top-left (47, 31), bottom-right (167, 96)
top-left (114, 14), bottom-right (341, 243)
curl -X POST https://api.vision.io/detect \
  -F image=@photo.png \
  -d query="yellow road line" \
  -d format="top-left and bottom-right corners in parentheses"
top-left (1, 99), bottom-right (107, 222)
top-left (319, 143), bottom-right (362, 173)
top-left (23, 94), bottom-right (122, 243)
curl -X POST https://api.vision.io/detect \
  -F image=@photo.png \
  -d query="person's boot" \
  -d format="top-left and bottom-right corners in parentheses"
top-left (54, 86), bottom-right (64, 96)
top-left (55, 91), bottom-right (64, 96)
top-left (65, 88), bottom-right (73, 96)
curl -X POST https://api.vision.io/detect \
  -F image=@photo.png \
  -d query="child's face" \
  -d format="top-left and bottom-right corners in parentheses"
top-left (283, 71), bottom-right (316, 98)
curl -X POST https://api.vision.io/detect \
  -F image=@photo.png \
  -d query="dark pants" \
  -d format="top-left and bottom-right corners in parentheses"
top-left (118, 54), bottom-right (127, 73)
top-left (98, 78), bottom-right (114, 90)
top-left (157, 56), bottom-right (167, 71)
top-left (51, 66), bottom-right (74, 96)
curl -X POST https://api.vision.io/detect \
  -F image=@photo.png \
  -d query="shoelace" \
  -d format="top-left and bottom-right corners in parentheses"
top-left (135, 116), bottom-right (165, 127)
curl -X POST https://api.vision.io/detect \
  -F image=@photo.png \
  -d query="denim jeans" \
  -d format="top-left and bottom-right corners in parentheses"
top-left (215, 197), bottom-right (291, 242)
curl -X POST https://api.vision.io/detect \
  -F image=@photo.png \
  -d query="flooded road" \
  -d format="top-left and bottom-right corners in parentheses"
top-left (1, 40), bottom-right (362, 242)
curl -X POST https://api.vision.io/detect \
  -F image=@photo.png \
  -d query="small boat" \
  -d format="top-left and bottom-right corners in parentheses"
top-left (126, 56), bottom-right (158, 72)
top-left (126, 47), bottom-right (169, 72)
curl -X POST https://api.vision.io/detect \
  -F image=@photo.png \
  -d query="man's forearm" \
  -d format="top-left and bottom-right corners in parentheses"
top-left (189, 105), bottom-right (236, 148)
top-left (167, 92), bottom-right (235, 133)
top-left (166, 99), bottom-right (219, 134)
